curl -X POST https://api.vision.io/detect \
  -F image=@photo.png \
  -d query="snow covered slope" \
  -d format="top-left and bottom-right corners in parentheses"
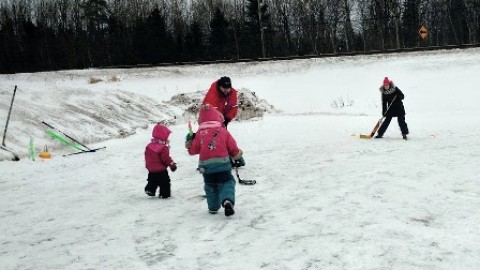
top-left (1, 48), bottom-right (480, 269)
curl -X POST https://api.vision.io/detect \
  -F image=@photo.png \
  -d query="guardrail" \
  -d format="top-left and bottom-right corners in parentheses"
top-left (102, 43), bottom-right (480, 70)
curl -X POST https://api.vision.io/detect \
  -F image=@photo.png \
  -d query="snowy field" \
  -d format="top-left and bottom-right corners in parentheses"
top-left (1, 48), bottom-right (480, 269)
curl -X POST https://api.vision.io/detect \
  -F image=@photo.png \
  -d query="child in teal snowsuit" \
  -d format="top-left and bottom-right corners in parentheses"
top-left (185, 105), bottom-right (244, 216)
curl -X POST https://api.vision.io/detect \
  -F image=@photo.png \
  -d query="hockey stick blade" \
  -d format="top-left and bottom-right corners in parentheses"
top-left (235, 167), bottom-right (256, 185)
top-left (239, 179), bottom-right (256, 185)
top-left (63, 146), bottom-right (106, 157)
top-left (359, 134), bottom-right (373, 139)
top-left (1, 146), bottom-right (20, 161)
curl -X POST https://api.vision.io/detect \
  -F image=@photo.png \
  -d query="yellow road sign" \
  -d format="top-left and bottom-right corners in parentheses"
top-left (419, 26), bottom-right (428, 39)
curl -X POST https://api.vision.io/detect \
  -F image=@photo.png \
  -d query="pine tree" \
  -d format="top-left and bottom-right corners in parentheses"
top-left (403, 0), bottom-right (420, 48)
top-left (209, 7), bottom-right (230, 59)
top-left (185, 19), bottom-right (204, 61)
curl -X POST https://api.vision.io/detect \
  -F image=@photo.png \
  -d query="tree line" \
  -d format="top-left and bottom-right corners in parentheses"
top-left (1, 0), bottom-right (479, 74)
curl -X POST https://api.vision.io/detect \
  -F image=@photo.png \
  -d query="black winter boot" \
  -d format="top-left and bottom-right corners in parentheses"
top-left (145, 190), bottom-right (155, 196)
top-left (223, 200), bottom-right (235, 216)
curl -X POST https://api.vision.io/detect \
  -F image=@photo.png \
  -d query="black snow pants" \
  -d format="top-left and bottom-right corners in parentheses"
top-left (145, 170), bottom-right (171, 198)
top-left (377, 115), bottom-right (409, 136)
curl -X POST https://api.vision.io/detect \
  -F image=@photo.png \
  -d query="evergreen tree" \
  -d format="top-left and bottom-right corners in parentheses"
top-left (243, 0), bottom-right (271, 58)
top-left (81, 0), bottom-right (109, 67)
top-left (107, 14), bottom-right (130, 65)
top-left (448, 0), bottom-right (469, 44)
top-left (145, 7), bottom-right (173, 64)
top-left (0, 8), bottom-right (19, 73)
top-left (209, 7), bottom-right (230, 59)
top-left (403, 0), bottom-right (420, 48)
top-left (185, 19), bottom-right (204, 61)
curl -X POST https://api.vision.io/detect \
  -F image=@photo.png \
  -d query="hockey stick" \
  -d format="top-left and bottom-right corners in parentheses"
top-left (42, 121), bottom-right (92, 150)
top-left (45, 130), bottom-right (86, 151)
top-left (234, 167), bottom-right (256, 185)
top-left (360, 95), bottom-right (397, 139)
top-left (1, 86), bottom-right (20, 161)
top-left (359, 118), bottom-right (384, 139)
top-left (43, 122), bottom-right (106, 155)
top-left (63, 146), bottom-right (106, 157)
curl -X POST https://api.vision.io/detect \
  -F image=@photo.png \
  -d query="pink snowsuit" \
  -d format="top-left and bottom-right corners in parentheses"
top-left (145, 124), bottom-right (175, 172)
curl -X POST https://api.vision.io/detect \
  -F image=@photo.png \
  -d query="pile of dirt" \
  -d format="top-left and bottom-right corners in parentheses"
top-left (167, 88), bottom-right (279, 123)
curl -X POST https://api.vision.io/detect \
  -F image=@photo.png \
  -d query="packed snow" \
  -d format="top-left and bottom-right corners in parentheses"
top-left (1, 48), bottom-right (480, 270)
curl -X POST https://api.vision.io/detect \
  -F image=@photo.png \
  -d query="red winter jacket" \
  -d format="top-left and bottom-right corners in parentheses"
top-left (187, 106), bottom-right (242, 174)
top-left (202, 80), bottom-right (238, 122)
top-left (145, 124), bottom-right (175, 172)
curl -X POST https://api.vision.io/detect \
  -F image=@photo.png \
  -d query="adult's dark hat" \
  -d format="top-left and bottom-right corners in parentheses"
top-left (218, 76), bottom-right (232, 88)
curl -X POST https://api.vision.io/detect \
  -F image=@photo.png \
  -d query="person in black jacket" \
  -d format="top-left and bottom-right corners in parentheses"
top-left (375, 77), bottom-right (409, 140)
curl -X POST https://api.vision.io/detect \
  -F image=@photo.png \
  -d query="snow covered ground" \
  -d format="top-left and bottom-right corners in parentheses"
top-left (1, 48), bottom-right (480, 269)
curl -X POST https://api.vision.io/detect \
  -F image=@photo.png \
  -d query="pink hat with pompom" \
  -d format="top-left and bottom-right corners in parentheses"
top-left (383, 77), bottom-right (391, 86)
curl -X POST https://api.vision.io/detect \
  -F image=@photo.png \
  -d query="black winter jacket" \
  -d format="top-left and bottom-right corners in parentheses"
top-left (380, 83), bottom-right (406, 117)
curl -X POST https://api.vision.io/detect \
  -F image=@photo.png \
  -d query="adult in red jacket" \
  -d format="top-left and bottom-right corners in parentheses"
top-left (202, 76), bottom-right (238, 128)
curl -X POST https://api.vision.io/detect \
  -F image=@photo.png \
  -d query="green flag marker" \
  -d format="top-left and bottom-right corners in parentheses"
top-left (29, 137), bottom-right (35, 161)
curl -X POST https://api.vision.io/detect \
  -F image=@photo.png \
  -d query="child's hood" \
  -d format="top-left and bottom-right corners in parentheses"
top-left (198, 105), bottom-right (224, 124)
top-left (152, 124), bottom-right (171, 141)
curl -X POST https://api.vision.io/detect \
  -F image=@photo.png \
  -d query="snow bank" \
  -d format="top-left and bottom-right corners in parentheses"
top-left (0, 85), bottom-right (276, 161)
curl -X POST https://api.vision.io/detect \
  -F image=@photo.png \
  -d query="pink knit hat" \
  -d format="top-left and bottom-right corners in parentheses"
top-left (383, 77), bottom-right (391, 86)
top-left (198, 104), bottom-right (224, 124)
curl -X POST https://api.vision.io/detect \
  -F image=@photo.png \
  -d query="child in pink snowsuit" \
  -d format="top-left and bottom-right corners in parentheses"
top-left (185, 105), bottom-right (243, 216)
top-left (145, 124), bottom-right (177, 198)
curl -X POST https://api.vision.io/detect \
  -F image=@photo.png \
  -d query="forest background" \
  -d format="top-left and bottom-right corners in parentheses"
top-left (1, 0), bottom-right (479, 74)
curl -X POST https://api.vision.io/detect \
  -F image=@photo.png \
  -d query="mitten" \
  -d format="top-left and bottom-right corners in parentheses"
top-left (170, 162), bottom-right (177, 172)
top-left (186, 132), bottom-right (196, 141)
top-left (223, 119), bottom-right (230, 127)
top-left (232, 156), bottom-right (245, 167)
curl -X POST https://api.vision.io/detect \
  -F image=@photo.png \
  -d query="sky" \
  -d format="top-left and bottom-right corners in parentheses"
top-left (1, 48), bottom-right (480, 269)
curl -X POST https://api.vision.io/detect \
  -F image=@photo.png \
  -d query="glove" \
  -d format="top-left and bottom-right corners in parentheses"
top-left (185, 132), bottom-right (196, 141)
top-left (231, 156), bottom-right (245, 168)
top-left (223, 119), bottom-right (230, 127)
top-left (170, 163), bottom-right (177, 172)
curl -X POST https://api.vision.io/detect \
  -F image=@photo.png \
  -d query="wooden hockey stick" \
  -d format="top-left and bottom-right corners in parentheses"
top-left (360, 96), bottom-right (397, 139)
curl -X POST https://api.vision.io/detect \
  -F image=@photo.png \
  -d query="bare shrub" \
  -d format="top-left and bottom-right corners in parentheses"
top-left (331, 94), bottom-right (354, 108)
top-left (89, 76), bottom-right (103, 84)
top-left (109, 75), bottom-right (121, 82)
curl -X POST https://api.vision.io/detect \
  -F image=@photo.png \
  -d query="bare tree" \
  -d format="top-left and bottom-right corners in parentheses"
top-left (342, 0), bottom-right (355, 51)
top-left (325, 0), bottom-right (341, 52)
top-left (271, 0), bottom-right (293, 55)
top-left (387, 0), bottom-right (402, 49)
